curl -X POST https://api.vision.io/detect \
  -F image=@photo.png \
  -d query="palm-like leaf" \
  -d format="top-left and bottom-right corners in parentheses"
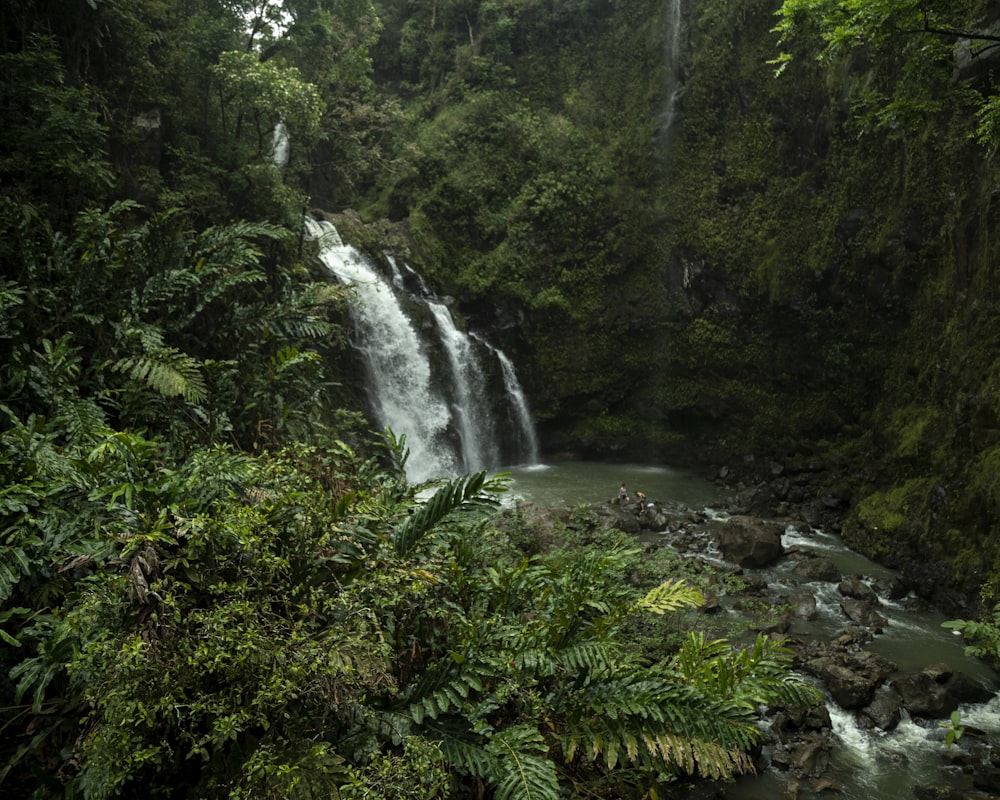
top-left (392, 471), bottom-right (505, 557)
top-left (397, 655), bottom-right (490, 724)
top-left (557, 670), bottom-right (759, 777)
top-left (113, 347), bottom-right (207, 403)
top-left (634, 577), bottom-right (704, 615)
top-left (673, 631), bottom-right (822, 711)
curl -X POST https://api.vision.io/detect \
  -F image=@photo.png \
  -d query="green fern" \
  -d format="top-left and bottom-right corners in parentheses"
top-left (52, 396), bottom-right (108, 445)
top-left (488, 725), bottom-right (560, 800)
top-left (397, 655), bottom-right (490, 724)
top-left (554, 640), bottom-right (616, 673)
top-left (113, 347), bottom-right (208, 403)
top-left (392, 471), bottom-right (505, 557)
top-left (634, 577), bottom-right (704, 615)
top-left (671, 632), bottom-right (822, 712)
top-left (256, 283), bottom-right (344, 340)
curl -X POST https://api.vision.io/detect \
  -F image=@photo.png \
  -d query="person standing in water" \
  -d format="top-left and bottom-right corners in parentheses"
top-left (618, 483), bottom-right (629, 504)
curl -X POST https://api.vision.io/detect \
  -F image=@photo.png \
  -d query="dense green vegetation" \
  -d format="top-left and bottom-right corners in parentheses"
top-left (5, 0), bottom-right (1000, 792)
top-left (0, 1), bottom-right (827, 797)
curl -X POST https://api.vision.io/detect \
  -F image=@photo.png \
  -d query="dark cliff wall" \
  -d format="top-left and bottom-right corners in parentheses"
top-left (649, 0), bottom-right (1000, 614)
top-left (350, 0), bottom-right (1000, 613)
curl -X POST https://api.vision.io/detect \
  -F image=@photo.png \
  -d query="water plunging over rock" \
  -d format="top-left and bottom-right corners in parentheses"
top-left (306, 216), bottom-right (539, 482)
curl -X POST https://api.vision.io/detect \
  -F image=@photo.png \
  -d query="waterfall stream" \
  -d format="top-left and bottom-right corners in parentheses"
top-left (660, 0), bottom-right (685, 137)
top-left (306, 217), bottom-right (539, 482)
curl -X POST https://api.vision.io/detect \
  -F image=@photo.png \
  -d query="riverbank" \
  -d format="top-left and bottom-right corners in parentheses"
top-left (502, 462), bottom-right (1000, 799)
top-left (597, 487), bottom-right (1000, 800)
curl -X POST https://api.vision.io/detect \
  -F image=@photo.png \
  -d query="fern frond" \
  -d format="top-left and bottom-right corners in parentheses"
top-left (634, 577), bottom-right (704, 616)
top-left (487, 725), bottom-right (560, 800)
top-left (113, 348), bottom-right (207, 403)
top-left (51, 396), bottom-right (107, 445)
top-left (269, 346), bottom-right (322, 374)
top-left (397, 655), bottom-right (490, 723)
top-left (671, 632), bottom-right (822, 711)
top-left (434, 722), bottom-right (494, 778)
top-left (194, 220), bottom-right (290, 268)
top-left (0, 545), bottom-right (33, 606)
top-left (562, 711), bottom-right (756, 779)
top-left (392, 471), bottom-right (502, 557)
top-left (555, 640), bottom-right (616, 674)
top-left (166, 445), bottom-right (259, 509)
top-left (257, 283), bottom-right (345, 340)
top-left (556, 665), bottom-right (763, 780)
top-left (141, 267), bottom-right (199, 306)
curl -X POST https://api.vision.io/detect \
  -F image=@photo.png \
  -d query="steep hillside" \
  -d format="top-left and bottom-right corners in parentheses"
top-left (357, 0), bottom-right (1000, 614)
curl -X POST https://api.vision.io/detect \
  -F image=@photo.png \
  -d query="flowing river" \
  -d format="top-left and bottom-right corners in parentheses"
top-left (504, 460), bottom-right (1000, 800)
top-left (315, 210), bottom-right (1000, 796)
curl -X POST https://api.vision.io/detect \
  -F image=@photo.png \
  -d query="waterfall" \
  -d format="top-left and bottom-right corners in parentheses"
top-left (427, 302), bottom-right (501, 472)
top-left (494, 346), bottom-right (541, 464)
top-left (660, 0), bottom-right (685, 137)
top-left (306, 217), bottom-right (539, 481)
top-left (271, 121), bottom-right (290, 168)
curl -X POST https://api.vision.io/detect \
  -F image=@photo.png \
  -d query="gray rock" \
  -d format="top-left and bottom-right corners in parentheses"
top-left (859, 688), bottom-right (903, 731)
top-left (840, 596), bottom-right (888, 631)
top-left (803, 651), bottom-right (896, 709)
top-left (711, 515), bottom-right (785, 568)
top-left (792, 554), bottom-right (841, 583)
top-left (837, 575), bottom-right (879, 603)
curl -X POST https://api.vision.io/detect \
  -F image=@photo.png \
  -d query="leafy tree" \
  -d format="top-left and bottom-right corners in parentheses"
top-left (943, 602), bottom-right (1000, 666)
top-left (771, 0), bottom-right (1000, 150)
top-left (211, 51), bottom-right (324, 161)
top-left (0, 37), bottom-right (113, 222)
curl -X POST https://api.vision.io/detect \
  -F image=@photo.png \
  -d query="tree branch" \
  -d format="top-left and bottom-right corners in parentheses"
top-left (899, 10), bottom-right (1000, 45)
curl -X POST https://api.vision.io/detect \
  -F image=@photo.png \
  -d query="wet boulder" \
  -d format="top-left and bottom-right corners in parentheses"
top-left (637, 505), bottom-right (670, 530)
top-left (840, 596), bottom-right (888, 632)
top-left (803, 650), bottom-right (897, 709)
top-left (837, 574), bottom-right (879, 603)
top-left (858, 688), bottom-right (903, 731)
top-left (788, 589), bottom-right (818, 620)
top-left (791, 553), bottom-right (841, 583)
top-left (595, 504), bottom-right (641, 533)
top-left (891, 663), bottom-right (995, 719)
top-left (769, 731), bottom-right (836, 780)
top-left (710, 515), bottom-right (784, 568)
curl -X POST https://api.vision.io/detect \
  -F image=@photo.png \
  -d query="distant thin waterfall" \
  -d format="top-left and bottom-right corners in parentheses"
top-left (271, 121), bottom-right (290, 168)
top-left (661, 0), bottom-right (685, 136)
top-left (306, 217), bottom-right (539, 481)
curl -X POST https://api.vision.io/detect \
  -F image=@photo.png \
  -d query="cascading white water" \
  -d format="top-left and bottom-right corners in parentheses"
top-left (427, 302), bottom-right (501, 472)
top-left (306, 217), bottom-right (539, 481)
top-left (386, 253), bottom-right (431, 296)
top-left (495, 348), bottom-right (541, 464)
top-left (307, 217), bottom-right (458, 482)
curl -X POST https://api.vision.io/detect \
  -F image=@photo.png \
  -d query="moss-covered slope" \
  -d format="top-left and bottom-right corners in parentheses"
top-left (357, 0), bottom-right (1000, 611)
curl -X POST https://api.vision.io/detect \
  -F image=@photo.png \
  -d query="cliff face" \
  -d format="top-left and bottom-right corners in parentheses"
top-left (639, 0), bottom-right (1000, 613)
top-left (353, 0), bottom-right (1000, 611)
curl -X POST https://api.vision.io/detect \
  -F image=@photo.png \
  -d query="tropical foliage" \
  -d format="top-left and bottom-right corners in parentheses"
top-left (771, 0), bottom-right (1000, 150)
top-left (0, 1), bottom-right (824, 797)
top-left (1, 425), bottom-right (819, 798)
top-left (944, 602), bottom-right (1000, 666)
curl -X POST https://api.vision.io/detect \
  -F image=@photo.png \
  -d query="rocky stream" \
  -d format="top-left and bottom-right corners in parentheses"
top-left (511, 460), bottom-right (1000, 800)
